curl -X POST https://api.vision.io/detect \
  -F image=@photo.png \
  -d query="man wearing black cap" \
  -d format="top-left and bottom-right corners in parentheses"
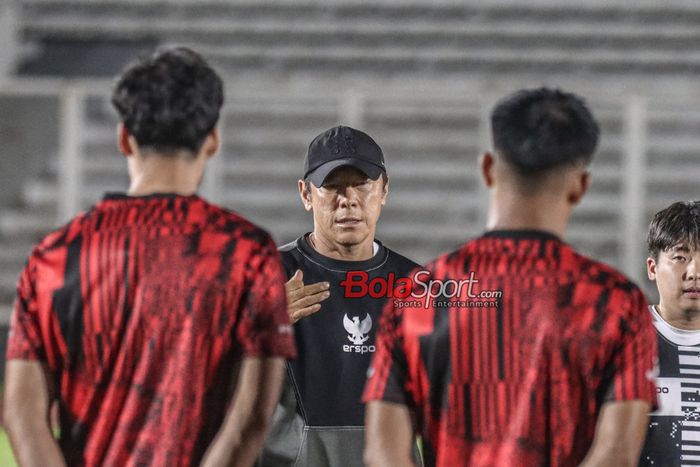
top-left (258, 126), bottom-right (420, 467)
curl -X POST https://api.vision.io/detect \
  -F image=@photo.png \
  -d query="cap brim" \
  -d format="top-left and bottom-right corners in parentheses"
top-left (305, 158), bottom-right (384, 187)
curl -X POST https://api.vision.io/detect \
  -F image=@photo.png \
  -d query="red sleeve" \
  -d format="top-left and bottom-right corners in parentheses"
top-left (363, 299), bottom-right (412, 406)
top-left (605, 287), bottom-right (658, 408)
top-left (6, 258), bottom-right (46, 362)
top-left (236, 238), bottom-right (296, 359)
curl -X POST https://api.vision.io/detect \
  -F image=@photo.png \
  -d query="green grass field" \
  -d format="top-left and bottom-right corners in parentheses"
top-left (0, 430), bottom-right (17, 466)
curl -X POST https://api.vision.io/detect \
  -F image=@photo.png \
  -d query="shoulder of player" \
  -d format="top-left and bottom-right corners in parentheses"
top-left (202, 203), bottom-right (258, 231)
top-left (202, 204), bottom-right (277, 247)
top-left (277, 237), bottom-right (306, 279)
top-left (277, 238), bottom-right (299, 254)
top-left (564, 250), bottom-right (648, 319)
top-left (569, 249), bottom-right (640, 291)
top-left (414, 243), bottom-right (472, 280)
top-left (30, 209), bottom-right (91, 259)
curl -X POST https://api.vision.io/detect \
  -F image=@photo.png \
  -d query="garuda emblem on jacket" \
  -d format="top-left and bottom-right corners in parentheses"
top-left (343, 314), bottom-right (372, 345)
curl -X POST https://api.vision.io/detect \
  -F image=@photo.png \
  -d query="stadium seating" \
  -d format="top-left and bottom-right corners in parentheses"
top-left (15, 0), bottom-right (700, 77)
top-left (3, 0), bottom-right (700, 323)
top-left (0, 91), bottom-right (634, 321)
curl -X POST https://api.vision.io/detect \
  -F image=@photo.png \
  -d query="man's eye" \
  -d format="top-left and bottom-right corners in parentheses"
top-left (674, 256), bottom-right (687, 261)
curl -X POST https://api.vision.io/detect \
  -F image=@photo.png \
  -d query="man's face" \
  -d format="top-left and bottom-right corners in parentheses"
top-left (301, 166), bottom-right (388, 248)
top-left (648, 244), bottom-right (700, 315)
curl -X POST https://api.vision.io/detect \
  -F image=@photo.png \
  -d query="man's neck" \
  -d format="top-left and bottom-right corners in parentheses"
top-left (308, 232), bottom-right (374, 261)
top-left (127, 183), bottom-right (195, 197)
top-left (486, 191), bottom-right (569, 239)
top-left (656, 304), bottom-right (700, 331)
top-left (127, 153), bottom-right (204, 196)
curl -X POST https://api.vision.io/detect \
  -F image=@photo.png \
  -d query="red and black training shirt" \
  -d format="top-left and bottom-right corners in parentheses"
top-left (364, 229), bottom-right (658, 467)
top-left (7, 193), bottom-right (296, 466)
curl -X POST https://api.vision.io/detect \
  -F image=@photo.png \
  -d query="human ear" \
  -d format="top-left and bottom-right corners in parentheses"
top-left (480, 152), bottom-right (495, 188)
top-left (647, 257), bottom-right (657, 281)
top-left (117, 123), bottom-right (135, 157)
top-left (567, 170), bottom-right (591, 205)
top-left (202, 127), bottom-right (221, 158)
top-left (381, 176), bottom-right (389, 206)
top-left (299, 180), bottom-right (313, 211)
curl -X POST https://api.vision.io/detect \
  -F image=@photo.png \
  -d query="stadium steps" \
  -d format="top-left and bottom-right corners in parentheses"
top-left (0, 210), bottom-right (56, 239)
top-left (6, 0), bottom-right (700, 318)
top-left (0, 245), bottom-right (28, 297)
top-left (2, 86), bottom-right (699, 305)
top-left (12, 90), bottom-right (634, 259)
top-left (0, 277), bottom-right (18, 326)
top-left (645, 108), bottom-right (700, 215)
top-left (19, 12), bottom-right (700, 41)
top-left (0, 238), bottom-right (36, 292)
top-left (647, 166), bottom-right (700, 184)
top-left (16, 1), bottom-right (700, 76)
top-left (0, 172), bottom-right (63, 324)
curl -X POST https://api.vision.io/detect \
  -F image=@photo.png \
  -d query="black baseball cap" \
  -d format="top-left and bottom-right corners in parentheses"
top-left (303, 125), bottom-right (386, 187)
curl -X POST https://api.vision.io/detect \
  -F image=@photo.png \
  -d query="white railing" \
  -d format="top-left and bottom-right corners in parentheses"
top-left (0, 1), bottom-right (19, 83)
top-left (0, 79), bottom-right (664, 284)
top-left (57, 87), bottom-right (84, 223)
top-left (621, 96), bottom-right (648, 285)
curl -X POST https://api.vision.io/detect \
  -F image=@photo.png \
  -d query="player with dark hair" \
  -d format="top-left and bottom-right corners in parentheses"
top-left (640, 200), bottom-right (700, 466)
top-left (111, 46), bottom-right (225, 155)
top-left (257, 126), bottom-right (420, 467)
top-left (363, 88), bottom-right (658, 466)
top-left (3, 47), bottom-right (295, 467)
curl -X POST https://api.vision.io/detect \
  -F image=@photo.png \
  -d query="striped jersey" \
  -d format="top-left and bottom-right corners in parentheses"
top-left (364, 229), bottom-right (658, 467)
top-left (640, 305), bottom-right (700, 466)
top-left (6, 193), bottom-right (296, 466)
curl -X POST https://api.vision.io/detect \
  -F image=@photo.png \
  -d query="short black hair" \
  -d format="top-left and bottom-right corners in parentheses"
top-left (111, 46), bottom-right (224, 154)
top-left (491, 87), bottom-right (600, 174)
top-left (648, 201), bottom-right (700, 259)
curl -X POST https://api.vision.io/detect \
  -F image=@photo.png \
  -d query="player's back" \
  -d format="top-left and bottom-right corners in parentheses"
top-left (397, 230), bottom-right (656, 467)
top-left (8, 193), bottom-right (291, 466)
